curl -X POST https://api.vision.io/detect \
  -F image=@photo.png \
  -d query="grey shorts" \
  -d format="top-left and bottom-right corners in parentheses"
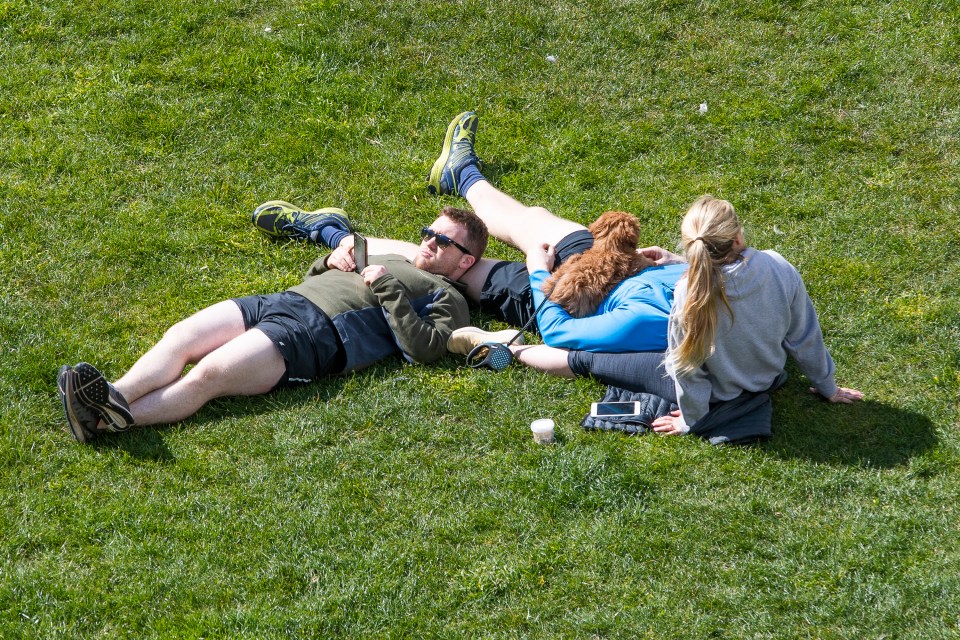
top-left (478, 229), bottom-right (594, 331)
top-left (232, 291), bottom-right (346, 388)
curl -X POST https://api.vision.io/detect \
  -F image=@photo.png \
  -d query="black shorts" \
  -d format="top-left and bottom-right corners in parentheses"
top-left (232, 291), bottom-right (346, 388)
top-left (478, 229), bottom-right (594, 331)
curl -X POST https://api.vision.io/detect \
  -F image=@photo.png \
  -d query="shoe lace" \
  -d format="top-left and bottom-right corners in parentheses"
top-left (280, 216), bottom-right (318, 238)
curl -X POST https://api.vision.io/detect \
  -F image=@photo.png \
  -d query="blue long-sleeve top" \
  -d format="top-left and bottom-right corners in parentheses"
top-left (529, 263), bottom-right (687, 352)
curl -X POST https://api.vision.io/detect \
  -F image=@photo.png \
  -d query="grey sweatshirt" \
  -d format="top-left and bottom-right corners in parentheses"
top-left (667, 248), bottom-right (838, 428)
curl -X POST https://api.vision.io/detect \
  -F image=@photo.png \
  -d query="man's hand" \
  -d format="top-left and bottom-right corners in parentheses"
top-left (639, 246), bottom-right (685, 266)
top-left (326, 235), bottom-right (356, 272)
top-left (526, 243), bottom-right (557, 273)
top-left (361, 264), bottom-right (388, 286)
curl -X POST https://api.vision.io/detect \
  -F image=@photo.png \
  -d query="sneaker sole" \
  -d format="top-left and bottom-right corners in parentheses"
top-left (73, 363), bottom-right (134, 432)
top-left (428, 111), bottom-right (477, 196)
top-left (57, 366), bottom-right (90, 443)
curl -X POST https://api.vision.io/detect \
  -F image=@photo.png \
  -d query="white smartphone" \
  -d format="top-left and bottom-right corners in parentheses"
top-left (353, 232), bottom-right (368, 273)
top-left (590, 401), bottom-right (642, 417)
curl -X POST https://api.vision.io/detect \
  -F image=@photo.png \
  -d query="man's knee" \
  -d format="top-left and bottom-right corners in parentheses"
top-left (181, 359), bottom-right (232, 397)
top-left (161, 318), bottom-right (203, 351)
top-left (156, 317), bottom-right (227, 368)
top-left (526, 206), bottom-right (555, 220)
top-left (187, 343), bottom-right (283, 397)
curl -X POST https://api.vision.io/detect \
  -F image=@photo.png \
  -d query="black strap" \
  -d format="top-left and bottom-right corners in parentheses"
top-left (503, 288), bottom-right (553, 347)
top-left (463, 290), bottom-right (553, 371)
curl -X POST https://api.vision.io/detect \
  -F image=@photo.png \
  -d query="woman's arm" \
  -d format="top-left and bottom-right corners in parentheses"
top-left (639, 246), bottom-right (685, 266)
top-left (508, 344), bottom-right (576, 378)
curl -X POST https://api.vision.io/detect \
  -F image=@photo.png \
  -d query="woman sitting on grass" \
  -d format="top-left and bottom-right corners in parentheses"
top-left (507, 195), bottom-right (864, 435)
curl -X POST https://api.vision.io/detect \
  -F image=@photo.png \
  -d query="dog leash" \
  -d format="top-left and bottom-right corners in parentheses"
top-left (466, 292), bottom-right (553, 371)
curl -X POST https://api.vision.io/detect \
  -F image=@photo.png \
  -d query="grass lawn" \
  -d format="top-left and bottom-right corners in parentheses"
top-left (2, 0), bottom-right (959, 637)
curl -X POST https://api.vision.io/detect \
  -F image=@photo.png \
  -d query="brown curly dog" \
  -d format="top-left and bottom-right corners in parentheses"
top-left (543, 210), bottom-right (653, 318)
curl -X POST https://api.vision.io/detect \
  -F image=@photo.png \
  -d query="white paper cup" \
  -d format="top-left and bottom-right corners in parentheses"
top-left (530, 418), bottom-right (555, 444)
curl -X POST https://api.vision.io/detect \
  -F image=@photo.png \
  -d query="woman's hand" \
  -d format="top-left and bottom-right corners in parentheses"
top-left (639, 246), bottom-right (684, 266)
top-left (651, 410), bottom-right (690, 436)
top-left (812, 386), bottom-right (865, 404)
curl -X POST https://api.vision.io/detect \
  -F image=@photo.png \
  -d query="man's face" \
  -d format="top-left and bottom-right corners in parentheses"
top-left (414, 215), bottom-right (471, 277)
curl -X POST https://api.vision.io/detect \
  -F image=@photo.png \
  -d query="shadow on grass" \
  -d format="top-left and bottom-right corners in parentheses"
top-left (765, 392), bottom-right (937, 469)
top-left (84, 369), bottom-right (361, 461)
top-left (481, 159), bottom-right (520, 185)
top-left (89, 427), bottom-right (176, 461)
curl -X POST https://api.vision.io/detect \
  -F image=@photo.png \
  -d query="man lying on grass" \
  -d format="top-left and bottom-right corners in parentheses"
top-left (56, 207), bottom-right (488, 443)
top-left (262, 112), bottom-right (687, 362)
top-left (254, 111), bottom-right (862, 446)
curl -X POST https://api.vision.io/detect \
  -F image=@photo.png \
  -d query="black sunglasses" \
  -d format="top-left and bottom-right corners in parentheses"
top-left (420, 227), bottom-right (473, 257)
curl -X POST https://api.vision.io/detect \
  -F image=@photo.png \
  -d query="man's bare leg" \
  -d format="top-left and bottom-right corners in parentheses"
top-left (115, 300), bottom-right (285, 426)
top-left (113, 300), bottom-right (251, 405)
top-left (126, 328), bottom-right (285, 426)
top-left (449, 179), bottom-right (588, 304)
top-left (461, 181), bottom-right (586, 256)
top-left (425, 111), bottom-right (588, 255)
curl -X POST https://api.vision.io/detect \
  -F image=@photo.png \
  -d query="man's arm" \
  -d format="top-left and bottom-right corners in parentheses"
top-left (325, 236), bottom-right (421, 272)
top-left (362, 266), bottom-right (470, 364)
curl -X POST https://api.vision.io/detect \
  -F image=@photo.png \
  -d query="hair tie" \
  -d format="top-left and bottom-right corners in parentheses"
top-left (693, 236), bottom-right (722, 256)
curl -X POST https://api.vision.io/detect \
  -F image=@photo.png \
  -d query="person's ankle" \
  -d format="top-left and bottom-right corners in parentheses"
top-left (457, 164), bottom-right (485, 198)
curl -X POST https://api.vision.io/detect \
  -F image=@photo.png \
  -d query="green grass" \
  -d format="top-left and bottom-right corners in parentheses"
top-left (2, 0), bottom-right (959, 637)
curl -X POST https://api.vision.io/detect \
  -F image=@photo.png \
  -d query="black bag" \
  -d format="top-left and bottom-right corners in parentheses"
top-left (689, 390), bottom-right (773, 445)
top-left (581, 385), bottom-right (675, 435)
top-left (582, 371), bottom-right (787, 444)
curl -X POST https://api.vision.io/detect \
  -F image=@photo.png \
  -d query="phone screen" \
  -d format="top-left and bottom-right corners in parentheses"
top-left (593, 402), bottom-right (639, 417)
top-left (353, 232), bottom-right (368, 273)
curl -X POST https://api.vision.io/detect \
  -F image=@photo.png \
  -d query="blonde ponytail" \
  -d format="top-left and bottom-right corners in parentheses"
top-left (669, 196), bottom-right (742, 377)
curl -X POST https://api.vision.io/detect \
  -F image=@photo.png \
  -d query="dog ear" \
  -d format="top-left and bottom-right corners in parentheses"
top-left (587, 211), bottom-right (611, 239)
top-left (589, 211), bottom-right (639, 248)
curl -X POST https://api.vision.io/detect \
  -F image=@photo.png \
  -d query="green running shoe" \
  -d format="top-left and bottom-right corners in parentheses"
top-left (252, 200), bottom-right (351, 244)
top-left (427, 111), bottom-right (480, 196)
